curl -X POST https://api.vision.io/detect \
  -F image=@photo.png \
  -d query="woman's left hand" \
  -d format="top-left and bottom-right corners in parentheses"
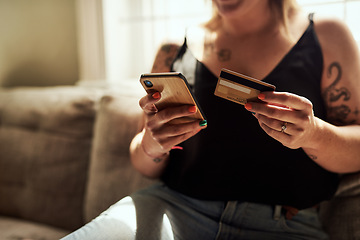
top-left (244, 92), bottom-right (318, 149)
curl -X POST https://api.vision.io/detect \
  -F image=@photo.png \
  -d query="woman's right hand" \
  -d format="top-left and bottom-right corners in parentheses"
top-left (139, 91), bottom-right (207, 158)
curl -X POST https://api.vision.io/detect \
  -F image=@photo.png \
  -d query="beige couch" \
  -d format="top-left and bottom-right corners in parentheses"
top-left (0, 85), bottom-right (359, 240)
top-left (0, 85), bottom-right (153, 239)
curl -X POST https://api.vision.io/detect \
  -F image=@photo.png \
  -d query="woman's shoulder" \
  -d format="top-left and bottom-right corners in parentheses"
top-left (312, 14), bottom-right (357, 59)
top-left (151, 23), bottom-right (210, 73)
top-left (151, 42), bottom-right (183, 73)
top-left (313, 14), bottom-right (360, 126)
top-left (313, 14), bottom-right (351, 35)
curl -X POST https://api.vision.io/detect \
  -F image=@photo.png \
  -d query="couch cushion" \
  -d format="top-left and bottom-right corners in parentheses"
top-left (333, 172), bottom-right (360, 197)
top-left (84, 88), bottom-right (154, 222)
top-left (320, 195), bottom-right (360, 240)
top-left (0, 216), bottom-right (69, 240)
top-left (0, 87), bottom-right (101, 230)
top-left (319, 172), bottom-right (360, 239)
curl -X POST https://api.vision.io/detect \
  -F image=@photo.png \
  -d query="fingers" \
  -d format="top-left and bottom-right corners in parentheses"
top-left (148, 105), bottom-right (200, 126)
top-left (151, 120), bottom-right (203, 138)
top-left (140, 91), bottom-right (203, 126)
top-left (258, 121), bottom-right (292, 144)
top-left (255, 114), bottom-right (304, 136)
top-left (245, 91), bottom-right (316, 149)
top-left (150, 122), bottom-right (205, 151)
top-left (246, 102), bottom-right (307, 126)
top-left (147, 113), bottom-right (207, 146)
top-left (245, 92), bottom-right (313, 125)
top-left (139, 91), bottom-right (207, 153)
top-left (258, 92), bottom-right (313, 112)
top-left (144, 118), bottom-right (207, 153)
top-left (139, 92), bottom-right (201, 123)
top-left (139, 92), bottom-right (161, 114)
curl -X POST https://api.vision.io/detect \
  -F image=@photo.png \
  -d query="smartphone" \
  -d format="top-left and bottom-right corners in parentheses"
top-left (140, 72), bottom-right (205, 124)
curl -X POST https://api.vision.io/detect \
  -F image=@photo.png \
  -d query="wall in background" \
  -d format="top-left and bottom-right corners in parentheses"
top-left (1, 0), bottom-right (359, 87)
top-left (101, 0), bottom-right (360, 85)
top-left (102, 0), bottom-right (212, 85)
top-left (0, 0), bottom-right (78, 87)
top-left (298, 0), bottom-right (360, 45)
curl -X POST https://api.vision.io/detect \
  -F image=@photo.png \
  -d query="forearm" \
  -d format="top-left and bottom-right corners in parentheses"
top-left (303, 117), bottom-right (360, 173)
top-left (130, 130), bottom-right (170, 179)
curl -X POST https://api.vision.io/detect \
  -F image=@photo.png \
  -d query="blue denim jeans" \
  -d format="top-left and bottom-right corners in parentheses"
top-left (61, 183), bottom-right (328, 240)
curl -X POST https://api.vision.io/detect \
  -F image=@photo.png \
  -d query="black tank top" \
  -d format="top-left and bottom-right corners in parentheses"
top-left (162, 14), bottom-right (339, 209)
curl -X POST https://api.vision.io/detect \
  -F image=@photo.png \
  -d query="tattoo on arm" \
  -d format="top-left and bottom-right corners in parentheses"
top-left (161, 45), bottom-right (174, 53)
top-left (151, 44), bottom-right (180, 73)
top-left (161, 45), bottom-right (179, 68)
top-left (322, 62), bottom-right (356, 125)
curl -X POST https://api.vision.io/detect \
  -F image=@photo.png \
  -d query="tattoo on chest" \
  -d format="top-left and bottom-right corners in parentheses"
top-left (204, 42), bottom-right (231, 62)
top-left (322, 62), bottom-right (355, 125)
top-left (217, 49), bottom-right (232, 62)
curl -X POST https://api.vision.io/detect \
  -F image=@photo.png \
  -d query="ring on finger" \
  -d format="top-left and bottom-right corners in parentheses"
top-left (281, 122), bottom-right (288, 133)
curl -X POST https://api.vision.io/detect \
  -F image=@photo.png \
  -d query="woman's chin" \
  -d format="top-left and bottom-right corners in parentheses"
top-left (216, 0), bottom-right (242, 16)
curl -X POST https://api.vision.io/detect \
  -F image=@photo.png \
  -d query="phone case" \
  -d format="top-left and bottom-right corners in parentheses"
top-left (140, 72), bottom-right (205, 124)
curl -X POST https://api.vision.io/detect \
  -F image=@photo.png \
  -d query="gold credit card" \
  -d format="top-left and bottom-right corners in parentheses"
top-left (214, 68), bottom-right (276, 105)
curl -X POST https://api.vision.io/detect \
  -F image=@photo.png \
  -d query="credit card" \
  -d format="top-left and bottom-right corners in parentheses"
top-left (214, 68), bottom-right (276, 105)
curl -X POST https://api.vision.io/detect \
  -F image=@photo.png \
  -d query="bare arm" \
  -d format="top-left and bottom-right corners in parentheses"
top-left (129, 43), bottom-right (180, 178)
top-left (246, 17), bottom-right (360, 173)
top-left (303, 17), bottom-right (360, 173)
top-left (130, 43), bottom-right (207, 178)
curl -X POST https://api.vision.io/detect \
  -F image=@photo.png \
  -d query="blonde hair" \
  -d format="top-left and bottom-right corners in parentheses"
top-left (269, 0), bottom-right (299, 31)
top-left (204, 0), bottom-right (299, 31)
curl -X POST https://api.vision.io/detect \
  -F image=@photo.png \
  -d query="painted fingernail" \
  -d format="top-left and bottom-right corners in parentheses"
top-left (199, 120), bottom-right (207, 127)
top-left (152, 92), bottom-right (160, 99)
top-left (258, 93), bottom-right (265, 100)
top-left (188, 106), bottom-right (197, 113)
top-left (244, 103), bottom-right (252, 110)
top-left (171, 146), bottom-right (183, 150)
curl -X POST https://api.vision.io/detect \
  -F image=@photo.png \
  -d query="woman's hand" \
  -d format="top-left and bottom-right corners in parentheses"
top-left (244, 91), bottom-right (318, 150)
top-left (139, 91), bottom-right (207, 158)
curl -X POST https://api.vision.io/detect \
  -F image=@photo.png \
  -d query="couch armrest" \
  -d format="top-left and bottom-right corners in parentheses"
top-left (84, 91), bottom-right (153, 222)
top-left (319, 172), bottom-right (360, 239)
top-left (0, 86), bottom-right (101, 231)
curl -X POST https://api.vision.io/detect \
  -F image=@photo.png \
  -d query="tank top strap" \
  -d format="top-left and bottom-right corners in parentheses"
top-left (308, 12), bottom-right (315, 24)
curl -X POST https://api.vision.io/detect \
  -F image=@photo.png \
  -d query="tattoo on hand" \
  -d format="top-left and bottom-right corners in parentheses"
top-left (153, 158), bottom-right (162, 163)
top-left (322, 62), bottom-right (355, 125)
top-left (308, 154), bottom-right (318, 160)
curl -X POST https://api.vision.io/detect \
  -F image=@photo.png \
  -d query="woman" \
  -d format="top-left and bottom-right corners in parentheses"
top-left (63, 0), bottom-right (360, 239)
